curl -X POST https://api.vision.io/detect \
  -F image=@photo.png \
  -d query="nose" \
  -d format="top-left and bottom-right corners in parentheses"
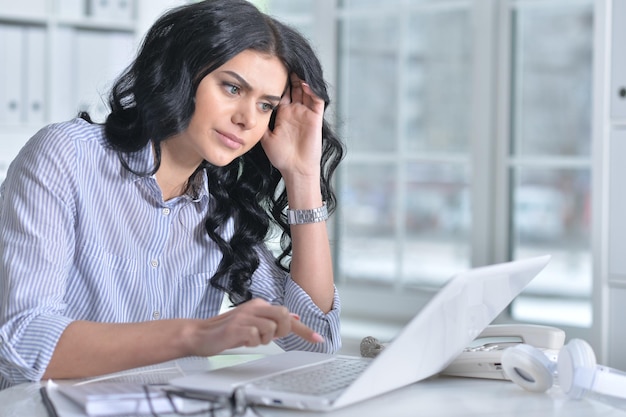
top-left (232, 100), bottom-right (257, 129)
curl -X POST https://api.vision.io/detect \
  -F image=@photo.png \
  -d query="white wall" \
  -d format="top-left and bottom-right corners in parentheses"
top-left (595, 0), bottom-right (626, 368)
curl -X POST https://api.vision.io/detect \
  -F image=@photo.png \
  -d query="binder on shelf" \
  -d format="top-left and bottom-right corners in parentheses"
top-left (25, 26), bottom-right (46, 125)
top-left (0, 24), bottom-right (24, 125)
top-left (76, 30), bottom-right (109, 121)
top-left (86, 0), bottom-right (134, 22)
top-left (75, 30), bottom-right (134, 122)
top-left (111, 0), bottom-right (134, 22)
top-left (49, 27), bottom-right (78, 122)
top-left (87, 0), bottom-right (113, 20)
top-left (611, 0), bottom-right (626, 120)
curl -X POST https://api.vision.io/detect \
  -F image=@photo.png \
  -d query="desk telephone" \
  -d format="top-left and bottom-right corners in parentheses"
top-left (441, 324), bottom-right (565, 380)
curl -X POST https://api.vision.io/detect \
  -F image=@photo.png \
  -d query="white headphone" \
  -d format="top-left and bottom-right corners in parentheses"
top-left (501, 338), bottom-right (626, 400)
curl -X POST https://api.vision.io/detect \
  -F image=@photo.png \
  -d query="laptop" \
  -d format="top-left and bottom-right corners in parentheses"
top-left (170, 255), bottom-right (551, 412)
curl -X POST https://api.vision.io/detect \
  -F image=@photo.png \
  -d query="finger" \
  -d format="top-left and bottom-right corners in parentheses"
top-left (271, 313), bottom-right (299, 339)
top-left (280, 88), bottom-right (291, 105)
top-left (239, 317), bottom-right (279, 347)
top-left (301, 82), bottom-right (325, 114)
top-left (289, 74), bottom-right (304, 104)
top-left (290, 317), bottom-right (325, 344)
top-left (258, 318), bottom-right (279, 345)
top-left (291, 84), bottom-right (303, 105)
top-left (242, 325), bottom-right (262, 347)
top-left (247, 302), bottom-right (292, 339)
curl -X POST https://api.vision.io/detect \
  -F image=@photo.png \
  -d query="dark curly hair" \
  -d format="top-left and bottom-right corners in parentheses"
top-left (100, 0), bottom-right (344, 305)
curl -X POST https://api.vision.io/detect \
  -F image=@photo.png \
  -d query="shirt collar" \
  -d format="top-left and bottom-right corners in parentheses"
top-left (120, 142), bottom-right (156, 183)
top-left (120, 143), bottom-right (210, 206)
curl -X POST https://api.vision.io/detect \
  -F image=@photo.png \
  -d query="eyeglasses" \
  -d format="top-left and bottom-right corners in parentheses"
top-left (142, 385), bottom-right (264, 417)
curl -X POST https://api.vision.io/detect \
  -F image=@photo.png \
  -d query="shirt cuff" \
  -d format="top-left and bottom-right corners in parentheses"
top-left (277, 278), bottom-right (342, 354)
top-left (0, 314), bottom-right (73, 384)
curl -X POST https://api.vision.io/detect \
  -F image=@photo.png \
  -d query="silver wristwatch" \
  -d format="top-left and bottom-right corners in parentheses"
top-left (287, 202), bottom-right (328, 225)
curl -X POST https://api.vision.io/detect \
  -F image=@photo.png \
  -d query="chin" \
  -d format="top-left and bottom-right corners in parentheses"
top-left (204, 156), bottom-right (238, 167)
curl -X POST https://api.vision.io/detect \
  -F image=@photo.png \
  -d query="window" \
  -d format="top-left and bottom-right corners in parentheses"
top-left (262, 0), bottom-right (595, 340)
top-left (505, 1), bottom-right (593, 327)
top-left (337, 1), bottom-right (473, 289)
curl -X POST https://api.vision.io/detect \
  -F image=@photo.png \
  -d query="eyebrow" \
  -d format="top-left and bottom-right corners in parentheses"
top-left (221, 70), bottom-right (282, 104)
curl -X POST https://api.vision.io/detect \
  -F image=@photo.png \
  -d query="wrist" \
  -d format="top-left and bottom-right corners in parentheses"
top-left (287, 202), bottom-right (328, 225)
top-left (283, 172), bottom-right (321, 199)
top-left (177, 319), bottom-right (204, 356)
top-left (281, 172), bottom-right (320, 192)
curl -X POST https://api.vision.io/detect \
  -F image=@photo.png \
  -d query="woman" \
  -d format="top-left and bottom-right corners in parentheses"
top-left (0, 0), bottom-right (344, 388)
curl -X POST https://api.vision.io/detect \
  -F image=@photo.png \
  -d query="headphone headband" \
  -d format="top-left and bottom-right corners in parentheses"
top-left (591, 366), bottom-right (626, 399)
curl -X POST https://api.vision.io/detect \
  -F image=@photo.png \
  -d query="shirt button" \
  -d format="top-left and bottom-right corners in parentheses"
top-left (162, 207), bottom-right (171, 216)
top-left (152, 311), bottom-right (160, 319)
top-left (150, 259), bottom-right (159, 268)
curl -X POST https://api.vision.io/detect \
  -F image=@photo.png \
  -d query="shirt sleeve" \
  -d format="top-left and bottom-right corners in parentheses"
top-left (247, 245), bottom-right (342, 354)
top-left (0, 124), bottom-right (78, 385)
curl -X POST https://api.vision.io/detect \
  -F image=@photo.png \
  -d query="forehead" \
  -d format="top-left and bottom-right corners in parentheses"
top-left (215, 49), bottom-right (288, 94)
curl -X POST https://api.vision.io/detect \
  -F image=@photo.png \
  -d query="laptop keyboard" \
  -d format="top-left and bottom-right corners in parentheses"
top-left (249, 357), bottom-right (371, 396)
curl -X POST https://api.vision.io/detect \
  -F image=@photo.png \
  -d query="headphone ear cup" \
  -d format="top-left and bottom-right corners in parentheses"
top-left (557, 338), bottom-right (597, 400)
top-left (501, 344), bottom-right (556, 393)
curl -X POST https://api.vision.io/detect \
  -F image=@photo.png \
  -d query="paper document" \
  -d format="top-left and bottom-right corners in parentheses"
top-left (51, 382), bottom-right (177, 416)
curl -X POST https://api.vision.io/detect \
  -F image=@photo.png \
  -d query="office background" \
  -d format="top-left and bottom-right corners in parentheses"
top-left (0, 0), bottom-right (624, 367)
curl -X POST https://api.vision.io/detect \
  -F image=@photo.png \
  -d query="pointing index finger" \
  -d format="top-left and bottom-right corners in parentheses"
top-left (290, 316), bottom-right (325, 344)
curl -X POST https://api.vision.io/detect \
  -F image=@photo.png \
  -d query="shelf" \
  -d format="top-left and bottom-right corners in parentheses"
top-left (0, 1), bottom-right (139, 130)
top-left (0, 15), bottom-right (135, 32)
top-left (57, 16), bottom-right (136, 32)
top-left (0, 12), bottom-right (47, 26)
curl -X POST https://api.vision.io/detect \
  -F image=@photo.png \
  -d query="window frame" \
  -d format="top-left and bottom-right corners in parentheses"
top-left (268, 0), bottom-right (600, 349)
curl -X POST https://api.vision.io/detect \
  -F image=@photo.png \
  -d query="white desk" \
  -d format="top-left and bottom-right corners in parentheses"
top-left (1, 353), bottom-right (625, 417)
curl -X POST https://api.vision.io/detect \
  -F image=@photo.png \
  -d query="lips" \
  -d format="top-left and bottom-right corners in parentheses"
top-left (216, 130), bottom-right (244, 150)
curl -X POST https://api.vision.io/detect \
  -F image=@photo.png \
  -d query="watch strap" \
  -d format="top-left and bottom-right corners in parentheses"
top-left (287, 202), bottom-right (328, 225)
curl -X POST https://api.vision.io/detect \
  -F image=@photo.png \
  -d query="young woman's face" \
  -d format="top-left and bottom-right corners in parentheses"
top-left (170, 49), bottom-right (288, 168)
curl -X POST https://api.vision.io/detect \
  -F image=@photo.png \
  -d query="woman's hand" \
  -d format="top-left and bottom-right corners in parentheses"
top-left (260, 75), bottom-right (334, 315)
top-left (186, 298), bottom-right (324, 357)
top-left (44, 299), bottom-right (323, 380)
top-left (261, 74), bottom-right (325, 180)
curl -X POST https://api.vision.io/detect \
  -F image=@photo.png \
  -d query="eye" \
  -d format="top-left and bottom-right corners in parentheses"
top-left (260, 102), bottom-right (275, 113)
top-left (224, 83), bottom-right (240, 95)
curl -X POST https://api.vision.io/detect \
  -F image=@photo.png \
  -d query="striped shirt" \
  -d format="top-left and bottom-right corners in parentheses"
top-left (0, 118), bottom-right (341, 389)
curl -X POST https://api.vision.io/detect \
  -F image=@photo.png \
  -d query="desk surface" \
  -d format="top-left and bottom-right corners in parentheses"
top-left (1, 352), bottom-right (626, 417)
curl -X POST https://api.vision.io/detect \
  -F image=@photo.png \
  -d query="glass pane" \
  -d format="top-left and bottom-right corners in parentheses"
top-left (404, 9), bottom-right (471, 153)
top-left (402, 162), bottom-right (471, 285)
top-left (511, 4), bottom-right (593, 157)
top-left (344, 16), bottom-right (399, 50)
top-left (511, 168), bottom-right (592, 326)
top-left (337, 4), bottom-right (473, 288)
top-left (339, 163), bottom-right (397, 283)
top-left (261, 0), bottom-right (314, 42)
top-left (340, 0), bottom-right (406, 10)
top-left (339, 18), bottom-right (399, 152)
top-left (509, 2), bottom-right (594, 328)
top-left (262, 0), bottom-right (313, 14)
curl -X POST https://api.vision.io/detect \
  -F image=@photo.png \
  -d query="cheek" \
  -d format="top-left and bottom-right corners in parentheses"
top-left (253, 115), bottom-right (273, 138)
top-left (249, 129), bottom-right (268, 148)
